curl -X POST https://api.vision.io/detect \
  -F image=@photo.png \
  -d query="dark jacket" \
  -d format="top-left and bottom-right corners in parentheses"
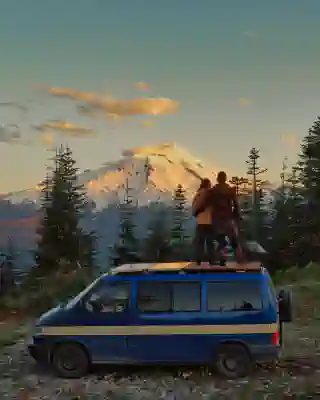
top-left (207, 183), bottom-right (240, 220)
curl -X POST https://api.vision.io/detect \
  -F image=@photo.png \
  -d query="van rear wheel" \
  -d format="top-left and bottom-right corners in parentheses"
top-left (215, 344), bottom-right (253, 378)
top-left (51, 343), bottom-right (90, 378)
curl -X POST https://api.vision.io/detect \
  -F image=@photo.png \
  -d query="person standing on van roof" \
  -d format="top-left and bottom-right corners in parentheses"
top-left (192, 178), bottom-right (216, 265)
top-left (206, 171), bottom-right (244, 265)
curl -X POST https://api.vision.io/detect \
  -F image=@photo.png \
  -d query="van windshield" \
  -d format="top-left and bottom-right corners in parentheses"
top-left (65, 276), bottom-right (102, 309)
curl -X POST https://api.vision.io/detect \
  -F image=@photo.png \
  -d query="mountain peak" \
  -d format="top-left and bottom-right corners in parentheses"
top-left (5, 142), bottom-right (218, 209)
top-left (122, 142), bottom-right (177, 157)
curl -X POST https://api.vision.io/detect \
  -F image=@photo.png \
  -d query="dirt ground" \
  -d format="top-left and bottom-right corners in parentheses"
top-left (0, 280), bottom-right (319, 399)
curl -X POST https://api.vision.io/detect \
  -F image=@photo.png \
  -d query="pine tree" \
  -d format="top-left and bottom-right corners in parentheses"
top-left (112, 179), bottom-right (139, 265)
top-left (268, 166), bottom-right (306, 269)
top-left (0, 238), bottom-right (16, 292)
top-left (6, 237), bottom-right (17, 272)
top-left (169, 184), bottom-right (189, 258)
top-left (34, 145), bottom-right (97, 275)
top-left (246, 148), bottom-right (268, 242)
top-left (142, 204), bottom-right (171, 262)
top-left (298, 117), bottom-right (320, 228)
top-left (292, 117), bottom-right (320, 263)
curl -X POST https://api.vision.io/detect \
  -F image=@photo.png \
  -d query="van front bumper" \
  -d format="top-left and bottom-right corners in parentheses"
top-left (250, 344), bottom-right (280, 362)
top-left (27, 337), bottom-right (50, 364)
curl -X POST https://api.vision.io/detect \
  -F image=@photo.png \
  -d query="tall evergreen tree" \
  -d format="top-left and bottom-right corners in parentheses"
top-left (142, 204), bottom-right (171, 262)
top-left (0, 238), bottom-right (16, 292)
top-left (169, 184), bottom-right (189, 258)
top-left (34, 145), bottom-right (96, 275)
top-left (245, 148), bottom-right (268, 242)
top-left (298, 117), bottom-right (320, 228)
top-left (6, 237), bottom-right (17, 272)
top-left (268, 166), bottom-right (307, 269)
top-left (112, 179), bottom-right (139, 265)
top-left (291, 116), bottom-right (320, 263)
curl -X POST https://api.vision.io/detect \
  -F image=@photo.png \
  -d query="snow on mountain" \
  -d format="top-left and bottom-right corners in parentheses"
top-left (4, 142), bottom-right (219, 210)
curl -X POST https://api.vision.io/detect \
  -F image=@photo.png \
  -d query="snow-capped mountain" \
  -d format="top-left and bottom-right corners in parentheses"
top-left (4, 142), bottom-right (219, 210)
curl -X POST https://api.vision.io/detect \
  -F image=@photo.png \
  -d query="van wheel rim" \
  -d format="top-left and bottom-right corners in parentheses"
top-left (57, 349), bottom-right (79, 371)
top-left (60, 359), bottom-right (76, 371)
top-left (223, 358), bottom-right (237, 372)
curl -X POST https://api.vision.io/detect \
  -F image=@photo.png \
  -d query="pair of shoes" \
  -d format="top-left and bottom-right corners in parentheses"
top-left (217, 247), bottom-right (227, 266)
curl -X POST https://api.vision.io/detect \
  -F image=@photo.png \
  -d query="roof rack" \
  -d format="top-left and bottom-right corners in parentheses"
top-left (110, 261), bottom-right (262, 275)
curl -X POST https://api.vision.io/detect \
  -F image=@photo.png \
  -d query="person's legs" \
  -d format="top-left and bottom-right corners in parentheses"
top-left (194, 225), bottom-right (206, 265)
top-left (228, 221), bottom-right (245, 263)
top-left (203, 226), bottom-right (216, 265)
top-left (213, 218), bottom-right (227, 265)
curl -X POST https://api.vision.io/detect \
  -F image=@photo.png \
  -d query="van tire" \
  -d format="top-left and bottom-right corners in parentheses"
top-left (51, 342), bottom-right (90, 378)
top-left (215, 343), bottom-right (253, 378)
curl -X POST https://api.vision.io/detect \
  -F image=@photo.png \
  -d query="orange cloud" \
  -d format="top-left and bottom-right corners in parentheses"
top-left (282, 134), bottom-right (298, 148)
top-left (135, 81), bottom-right (149, 91)
top-left (39, 85), bottom-right (180, 118)
top-left (237, 98), bottom-right (251, 106)
top-left (34, 121), bottom-right (96, 137)
top-left (140, 120), bottom-right (154, 127)
top-left (39, 132), bottom-right (54, 147)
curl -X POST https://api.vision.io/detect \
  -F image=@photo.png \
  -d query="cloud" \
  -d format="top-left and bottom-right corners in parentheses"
top-left (76, 104), bottom-right (100, 119)
top-left (33, 120), bottom-right (96, 137)
top-left (140, 120), bottom-right (154, 127)
top-left (38, 85), bottom-right (180, 118)
top-left (0, 101), bottom-right (28, 112)
top-left (282, 134), bottom-right (298, 149)
top-left (135, 81), bottom-right (149, 91)
top-left (0, 124), bottom-right (22, 144)
top-left (243, 30), bottom-right (254, 38)
top-left (39, 133), bottom-right (54, 148)
top-left (237, 98), bottom-right (252, 106)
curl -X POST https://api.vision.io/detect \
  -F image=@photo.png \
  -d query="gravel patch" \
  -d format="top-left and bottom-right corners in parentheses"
top-left (0, 340), bottom-right (320, 399)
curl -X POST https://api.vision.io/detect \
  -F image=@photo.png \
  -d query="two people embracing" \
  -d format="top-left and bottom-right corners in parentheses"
top-left (192, 171), bottom-right (243, 266)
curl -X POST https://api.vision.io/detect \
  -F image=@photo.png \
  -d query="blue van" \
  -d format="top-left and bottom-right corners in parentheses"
top-left (27, 261), bottom-right (292, 379)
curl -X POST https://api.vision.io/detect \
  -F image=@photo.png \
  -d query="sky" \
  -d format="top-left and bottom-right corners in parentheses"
top-left (1, 0), bottom-right (320, 193)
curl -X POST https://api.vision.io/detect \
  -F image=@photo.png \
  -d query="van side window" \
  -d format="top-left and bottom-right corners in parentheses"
top-left (206, 282), bottom-right (262, 312)
top-left (137, 281), bottom-right (201, 313)
top-left (86, 281), bottom-right (130, 313)
top-left (137, 282), bottom-right (171, 313)
top-left (172, 282), bottom-right (201, 312)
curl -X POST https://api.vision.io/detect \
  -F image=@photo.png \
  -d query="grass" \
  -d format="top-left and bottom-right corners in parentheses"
top-left (0, 320), bottom-right (29, 348)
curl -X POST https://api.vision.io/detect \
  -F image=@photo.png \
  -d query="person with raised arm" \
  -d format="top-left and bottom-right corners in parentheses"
top-left (207, 171), bottom-right (243, 265)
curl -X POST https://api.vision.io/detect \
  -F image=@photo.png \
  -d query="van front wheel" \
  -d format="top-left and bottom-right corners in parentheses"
top-left (51, 343), bottom-right (90, 378)
top-left (215, 344), bottom-right (253, 378)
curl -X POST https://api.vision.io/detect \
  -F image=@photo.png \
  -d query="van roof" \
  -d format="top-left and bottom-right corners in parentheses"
top-left (110, 261), bottom-right (263, 276)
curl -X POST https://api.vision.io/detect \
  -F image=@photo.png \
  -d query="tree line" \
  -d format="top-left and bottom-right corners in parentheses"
top-left (2, 115), bottom-right (320, 296)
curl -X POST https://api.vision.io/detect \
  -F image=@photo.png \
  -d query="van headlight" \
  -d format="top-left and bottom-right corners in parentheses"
top-left (31, 325), bottom-right (43, 336)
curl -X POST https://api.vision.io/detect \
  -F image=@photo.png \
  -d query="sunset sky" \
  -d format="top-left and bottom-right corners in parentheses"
top-left (1, 0), bottom-right (319, 192)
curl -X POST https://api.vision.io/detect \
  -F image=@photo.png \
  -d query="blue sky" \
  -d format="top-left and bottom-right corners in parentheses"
top-left (1, 0), bottom-right (320, 192)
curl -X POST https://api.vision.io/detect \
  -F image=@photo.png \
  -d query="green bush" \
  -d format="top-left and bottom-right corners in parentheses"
top-left (0, 267), bottom-right (95, 316)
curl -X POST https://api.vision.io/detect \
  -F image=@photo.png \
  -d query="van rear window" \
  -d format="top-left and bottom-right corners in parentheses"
top-left (137, 281), bottom-right (201, 313)
top-left (206, 282), bottom-right (262, 312)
